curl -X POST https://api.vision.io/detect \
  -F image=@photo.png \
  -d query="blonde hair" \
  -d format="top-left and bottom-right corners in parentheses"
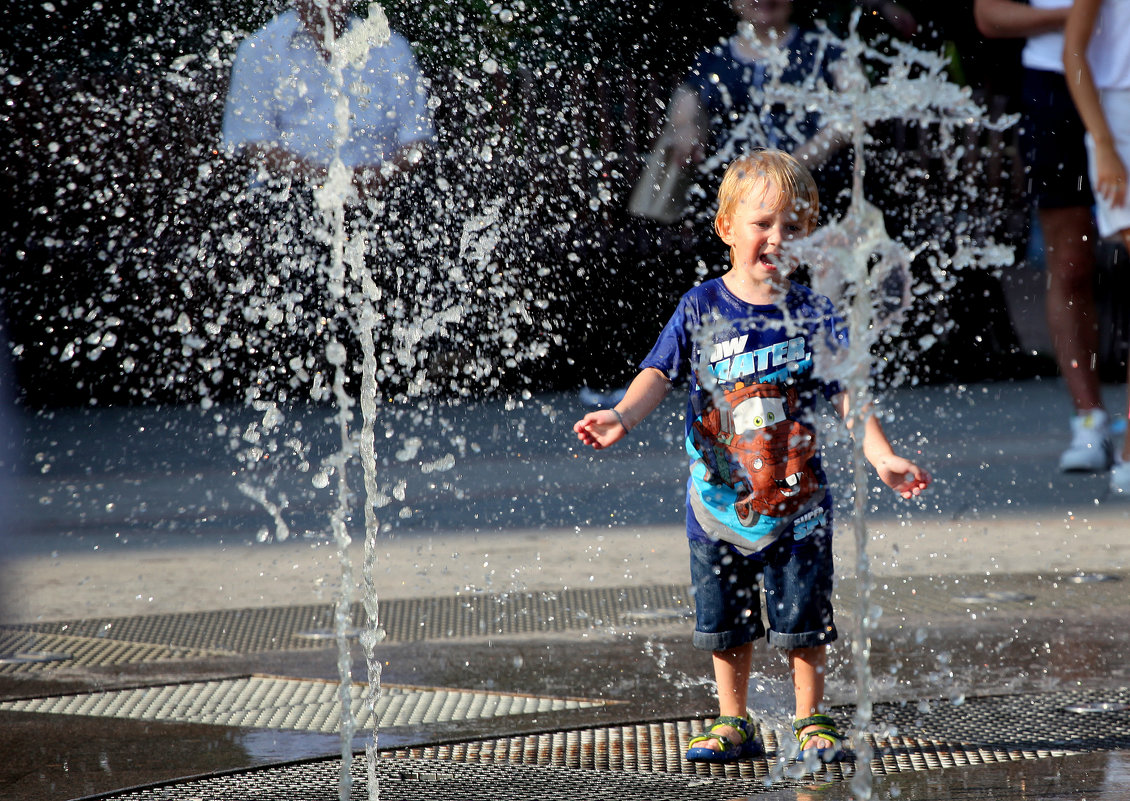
top-left (713, 149), bottom-right (820, 240)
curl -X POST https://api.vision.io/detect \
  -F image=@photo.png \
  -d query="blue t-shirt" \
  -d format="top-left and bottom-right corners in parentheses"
top-left (640, 278), bottom-right (847, 553)
top-left (685, 28), bottom-right (840, 158)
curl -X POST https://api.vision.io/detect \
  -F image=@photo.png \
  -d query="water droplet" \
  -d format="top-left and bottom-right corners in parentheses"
top-left (326, 341), bottom-right (348, 366)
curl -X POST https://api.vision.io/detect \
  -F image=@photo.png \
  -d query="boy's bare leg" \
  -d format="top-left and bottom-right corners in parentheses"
top-left (790, 645), bottom-right (833, 750)
top-left (700, 643), bottom-right (754, 751)
top-left (1041, 206), bottom-right (1103, 412)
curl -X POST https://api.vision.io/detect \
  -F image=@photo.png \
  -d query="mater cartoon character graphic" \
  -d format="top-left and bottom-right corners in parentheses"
top-left (692, 382), bottom-right (822, 528)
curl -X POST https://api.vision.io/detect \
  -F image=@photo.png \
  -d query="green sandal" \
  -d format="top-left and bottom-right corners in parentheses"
top-left (793, 714), bottom-right (848, 763)
top-left (685, 715), bottom-right (764, 763)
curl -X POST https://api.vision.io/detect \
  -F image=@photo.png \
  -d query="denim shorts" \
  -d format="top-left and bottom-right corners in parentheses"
top-left (1020, 68), bottom-right (1095, 210)
top-left (688, 534), bottom-right (837, 652)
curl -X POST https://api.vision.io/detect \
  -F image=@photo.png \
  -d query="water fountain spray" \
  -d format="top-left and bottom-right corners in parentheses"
top-left (779, 13), bottom-right (1016, 797)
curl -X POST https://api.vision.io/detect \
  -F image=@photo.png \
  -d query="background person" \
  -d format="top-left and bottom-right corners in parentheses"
top-left (221, 0), bottom-right (434, 199)
top-left (974, 0), bottom-right (1111, 474)
top-left (216, 0), bottom-right (436, 399)
top-left (662, 0), bottom-right (850, 218)
top-left (1063, 0), bottom-right (1130, 493)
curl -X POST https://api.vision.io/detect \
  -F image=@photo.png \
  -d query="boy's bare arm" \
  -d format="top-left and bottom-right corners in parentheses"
top-left (832, 393), bottom-right (931, 499)
top-left (573, 368), bottom-right (671, 450)
top-left (973, 0), bottom-right (1069, 39)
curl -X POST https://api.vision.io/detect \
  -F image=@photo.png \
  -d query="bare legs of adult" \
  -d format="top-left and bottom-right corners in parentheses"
top-left (1041, 205), bottom-right (1113, 472)
top-left (1110, 228), bottom-right (1130, 492)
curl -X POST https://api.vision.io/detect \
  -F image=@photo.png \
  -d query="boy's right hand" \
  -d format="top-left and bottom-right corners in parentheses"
top-left (573, 410), bottom-right (628, 450)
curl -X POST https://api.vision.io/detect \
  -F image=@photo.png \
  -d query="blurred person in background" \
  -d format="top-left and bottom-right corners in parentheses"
top-left (221, 0), bottom-right (434, 200)
top-left (217, 0), bottom-right (436, 397)
top-left (631, 0), bottom-right (851, 226)
top-left (1063, 0), bottom-right (1130, 492)
top-left (975, 0), bottom-right (1112, 475)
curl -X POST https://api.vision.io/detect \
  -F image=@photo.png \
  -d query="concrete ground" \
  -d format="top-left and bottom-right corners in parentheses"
top-left (2, 377), bottom-right (1130, 800)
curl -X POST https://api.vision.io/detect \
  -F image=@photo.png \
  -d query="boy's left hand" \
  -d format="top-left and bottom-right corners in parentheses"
top-left (573, 410), bottom-right (628, 450)
top-left (874, 455), bottom-right (931, 499)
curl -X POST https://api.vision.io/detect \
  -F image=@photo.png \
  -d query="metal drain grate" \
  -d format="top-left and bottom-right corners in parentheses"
top-left (394, 687), bottom-right (1130, 776)
top-left (79, 755), bottom-right (795, 801)
top-left (0, 677), bottom-right (610, 733)
top-left (71, 688), bottom-right (1130, 800)
top-left (0, 629), bottom-right (221, 674)
top-left (393, 716), bottom-right (1040, 779)
top-left (393, 719), bottom-right (793, 779)
top-left (1, 585), bottom-right (694, 669)
top-left (871, 686), bottom-right (1130, 760)
top-left (4, 605), bottom-right (351, 655)
top-left (11, 575), bottom-right (1126, 673)
top-left (9, 574), bottom-right (1128, 670)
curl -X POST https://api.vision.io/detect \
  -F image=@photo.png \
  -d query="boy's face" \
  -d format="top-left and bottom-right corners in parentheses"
top-left (718, 179), bottom-right (810, 282)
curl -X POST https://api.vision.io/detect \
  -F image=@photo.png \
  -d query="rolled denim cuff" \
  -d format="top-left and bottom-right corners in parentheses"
top-left (692, 622), bottom-right (764, 652)
top-left (766, 625), bottom-right (837, 651)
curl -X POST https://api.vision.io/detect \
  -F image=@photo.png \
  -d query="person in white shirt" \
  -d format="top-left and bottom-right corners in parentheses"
top-left (214, 0), bottom-right (436, 401)
top-left (975, 0), bottom-right (1114, 476)
top-left (221, 0), bottom-right (434, 200)
top-left (1064, 0), bottom-right (1130, 493)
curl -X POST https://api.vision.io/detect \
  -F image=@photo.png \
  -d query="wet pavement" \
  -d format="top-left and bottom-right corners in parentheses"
top-left (2, 377), bottom-right (1130, 800)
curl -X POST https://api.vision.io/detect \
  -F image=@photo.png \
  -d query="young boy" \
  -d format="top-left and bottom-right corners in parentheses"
top-left (573, 150), bottom-right (930, 763)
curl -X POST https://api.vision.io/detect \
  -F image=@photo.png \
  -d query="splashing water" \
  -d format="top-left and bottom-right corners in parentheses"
top-left (5, 2), bottom-right (1030, 798)
top-left (316, 6), bottom-right (393, 799)
top-left (650, 11), bottom-right (1018, 795)
top-left (760, 13), bottom-right (1016, 797)
top-left (213, 5), bottom-right (564, 798)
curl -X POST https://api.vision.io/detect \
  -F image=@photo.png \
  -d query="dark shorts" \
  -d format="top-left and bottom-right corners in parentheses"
top-left (688, 534), bottom-right (837, 652)
top-left (1020, 68), bottom-right (1095, 210)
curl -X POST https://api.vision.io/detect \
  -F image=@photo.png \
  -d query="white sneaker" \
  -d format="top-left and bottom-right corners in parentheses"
top-left (1058, 409), bottom-right (1112, 473)
top-left (1112, 459), bottom-right (1130, 494)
